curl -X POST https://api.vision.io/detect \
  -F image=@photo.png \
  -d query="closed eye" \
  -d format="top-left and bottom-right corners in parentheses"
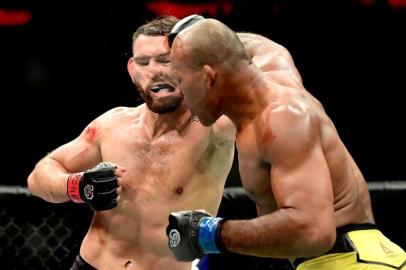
top-left (158, 59), bottom-right (170, 65)
top-left (134, 57), bottom-right (149, 66)
top-left (157, 56), bottom-right (171, 65)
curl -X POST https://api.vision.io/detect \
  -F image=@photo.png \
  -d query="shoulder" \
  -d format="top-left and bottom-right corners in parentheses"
top-left (95, 105), bottom-right (145, 125)
top-left (237, 32), bottom-right (291, 57)
top-left (267, 97), bottom-right (319, 137)
top-left (268, 99), bottom-right (310, 124)
top-left (262, 99), bottom-right (321, 161)
top-left (82, 105), bottom-right (145, 136)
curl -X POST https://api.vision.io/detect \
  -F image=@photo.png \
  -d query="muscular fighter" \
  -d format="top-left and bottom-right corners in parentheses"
top-left (166, 18), bottom-right (406, 269)
top-left (27, 16), bottom-right (237, 270)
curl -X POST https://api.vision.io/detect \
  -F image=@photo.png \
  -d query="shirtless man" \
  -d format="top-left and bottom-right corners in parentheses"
top-left (237, 32), bottom-right (303, 89)
top-left (27, 16), bottom-right (237, 270)
top-left (166, 18), bottom-right (406, 269)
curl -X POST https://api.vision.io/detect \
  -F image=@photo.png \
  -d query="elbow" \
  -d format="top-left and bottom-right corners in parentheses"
top-left (300, 222), bottom-right (336, 258)
top-left (286, 209), bottom-right (335, 258)
top-left (27, 171), bottom-right (36, 194)
top-left (27, 164), bottom-right (43, 197)
top-left (310, 227), bottom-right (336, 256)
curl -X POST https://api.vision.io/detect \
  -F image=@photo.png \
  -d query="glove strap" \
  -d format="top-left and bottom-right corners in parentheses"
top-left (67, 172), bottom-right (85, 203)
top-left (198, 217), bottom-right (224, 254)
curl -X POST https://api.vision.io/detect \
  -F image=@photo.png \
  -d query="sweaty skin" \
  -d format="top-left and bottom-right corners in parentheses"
top-left (28, 34), bottom-right (236, 270)
top-left (237, 32), bottom-right (303, 88)
top-left (170, 19), bottom-right (374, 260)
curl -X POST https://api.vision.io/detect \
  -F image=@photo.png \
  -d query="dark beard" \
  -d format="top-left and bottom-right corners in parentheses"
top-left (148, 95), bottom-right (183, 114)
top-left (135, 82), bottom-right (182, 114)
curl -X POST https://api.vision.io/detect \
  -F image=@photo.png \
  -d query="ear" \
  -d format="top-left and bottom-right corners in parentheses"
top-left (203, 65), bottom-right (217, 90)
top-left (127, 57), bottom-right (135, 82)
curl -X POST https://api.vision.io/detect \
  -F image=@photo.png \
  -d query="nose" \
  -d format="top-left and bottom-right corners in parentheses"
top-left (148, 59), bottom-right (167, 74)
top-left (144, 63), bottom-right (165, 82)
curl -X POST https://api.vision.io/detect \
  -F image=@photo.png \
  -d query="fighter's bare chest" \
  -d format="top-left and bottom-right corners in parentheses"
top-left (101, 127), bottom-right (209, 182)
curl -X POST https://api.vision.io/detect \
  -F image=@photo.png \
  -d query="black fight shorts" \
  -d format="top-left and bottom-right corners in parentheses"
top-left (70, 254), bottom-right (97, 270)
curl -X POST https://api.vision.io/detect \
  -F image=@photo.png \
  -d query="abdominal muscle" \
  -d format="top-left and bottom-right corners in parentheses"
top-left (76, 112), bottom-right (231, 269)
top-left (79, 175), bottom-right (223, 270)
top-left (79, 197), bottom-right (191, 270)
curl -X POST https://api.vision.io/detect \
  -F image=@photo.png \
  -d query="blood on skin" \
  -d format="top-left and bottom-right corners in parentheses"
top-left (261, 128), bottom-right (276, 147)
top-left (85, 127), bottom-right (97, 140)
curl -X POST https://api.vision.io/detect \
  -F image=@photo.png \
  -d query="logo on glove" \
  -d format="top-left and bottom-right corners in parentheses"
top-left (84, 184), bottom-right (94, 200)
top-left (169, 229), bottom-right (181, 248)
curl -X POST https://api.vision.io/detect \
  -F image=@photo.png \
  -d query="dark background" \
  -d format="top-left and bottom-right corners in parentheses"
top-left (1, 1), bottom-right (405, 269)
top-left (1, 0), bottom-right (405, 187)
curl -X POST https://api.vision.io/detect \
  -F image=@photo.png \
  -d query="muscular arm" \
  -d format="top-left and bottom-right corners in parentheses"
top-left (27, 121), bottom-right (103, 203)
top-left (237, 32), bottom-right (303, 88)
top-left (220, 107), bottom-right (336, 259)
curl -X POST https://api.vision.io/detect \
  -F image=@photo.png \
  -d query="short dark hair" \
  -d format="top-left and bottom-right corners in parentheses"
top-left (131, 16), bottom-right (179, 48)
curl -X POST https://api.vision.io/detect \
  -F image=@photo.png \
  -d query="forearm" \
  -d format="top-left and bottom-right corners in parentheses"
top-left (220, 208), bottom-right (334, 259)
top-left (27, 157), bottom-right (71, 203)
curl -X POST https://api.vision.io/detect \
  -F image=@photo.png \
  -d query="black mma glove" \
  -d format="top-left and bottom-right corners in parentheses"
top-left (166, 210), bottom-right (225, 261)
top-left (67, 162), bottom-right (118, 211)
top-left (168, 14), bottom-right (205, 48)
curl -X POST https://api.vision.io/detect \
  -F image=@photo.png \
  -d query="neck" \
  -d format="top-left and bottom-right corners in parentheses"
top-left (143, 104), bottom-right (192, 138)
top-left (221, 64), bottom-right (269, 130)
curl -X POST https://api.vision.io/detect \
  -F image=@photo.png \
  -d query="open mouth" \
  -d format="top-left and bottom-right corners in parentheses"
top-left (150, 83), bottom-right (175, 93)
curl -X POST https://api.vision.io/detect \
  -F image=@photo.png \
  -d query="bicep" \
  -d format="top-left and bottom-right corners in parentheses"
top-left (267, 111), bottom-right (334, 223)
top-left (271, 144), bottom-right (333, 214)
top-left (49, 128), bottom-right (102, 173)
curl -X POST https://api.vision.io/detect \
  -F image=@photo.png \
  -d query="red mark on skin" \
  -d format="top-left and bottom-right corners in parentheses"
top-left (261, 128), bottom-right (276, 147)
top-left (85, 127), bottom-right (97, 140)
